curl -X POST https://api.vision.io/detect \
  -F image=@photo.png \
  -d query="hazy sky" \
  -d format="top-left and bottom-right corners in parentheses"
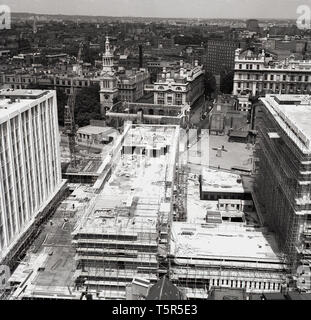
top-left (4, 0), bottom-right (309, 19)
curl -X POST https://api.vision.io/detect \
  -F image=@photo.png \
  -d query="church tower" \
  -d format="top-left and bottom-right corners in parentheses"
top-left (99, 36), bottom-right (119, 117)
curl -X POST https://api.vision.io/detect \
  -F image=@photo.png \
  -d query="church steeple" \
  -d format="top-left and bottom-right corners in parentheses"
top-left (101, 35), bottom-right (114, 75)
top-left (105, 36), bottom-right (111, 55)
top-left (99, 35), bottom-right (119, 118)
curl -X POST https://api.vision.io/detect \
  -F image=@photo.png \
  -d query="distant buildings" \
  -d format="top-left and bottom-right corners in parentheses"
top-left (233, 48), bottom-right (311, 111)
top-left (204, 39), bottom-right (240, 75)
top-left (147, 61), bottom-right (177, 83)
top-left (255, 94), bottom-right (311, 276)
top-left (104, 59), bottom-right (204, 128)
top-left (118, 69), bottom-right (150, 103)
top-left (0, 89), bottom-right (65, 265)
top-left (145, 60), bottom-right (205, 109)
top-left (246, 19), bottom-right (260, 33)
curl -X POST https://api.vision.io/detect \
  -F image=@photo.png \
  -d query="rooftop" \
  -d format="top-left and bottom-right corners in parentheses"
top-left (260, 94), bottom-right (311, 153)
top-left (171, 222), bottom-right (281, 262)
top-left (171, 171), bottom-right (282, 266)
top-left (0, 88), bottom-right (50, 99)
top-left (201, 168), bottom-right (251, 194)
top-left (0, 89), bottom-right (53, 124)
top-left (77, 125), bottom-right (117, 136)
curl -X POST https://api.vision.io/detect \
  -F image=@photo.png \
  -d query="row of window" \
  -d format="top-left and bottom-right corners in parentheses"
top-left (237, 73), bottom-right (310, 82)
top-left (208, 278), bottom-right (281, 291)
top-left (239, 63), bottom-right (261, 70)
top-left (5, 77), bottom-right (32, 83)
top-left (237, 82), bottom-right (310, 90)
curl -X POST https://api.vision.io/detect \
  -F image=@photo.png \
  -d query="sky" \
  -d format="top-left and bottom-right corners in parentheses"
top-left (3, 0), bottom-right (310, 19)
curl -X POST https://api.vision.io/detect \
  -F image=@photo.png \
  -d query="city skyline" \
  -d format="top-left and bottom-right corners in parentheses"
top-left (5, 0), bottom-right (308, 20)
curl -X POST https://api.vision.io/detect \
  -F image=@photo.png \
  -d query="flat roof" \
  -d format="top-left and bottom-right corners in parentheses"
top-left (0, 89), bottom-right (50, 99)
top-left (201, 168), bottom-right (249, 194)
top-left (175, 171), bottom-right (281, 265)
top-left (260, 94), bottom-right (311, 153)
top-left (170, 222), bottom-right (281, 262)
top-left (77, 125), bottom-right (117, 136)
top-left (0, 89), bottom-right (53, 124)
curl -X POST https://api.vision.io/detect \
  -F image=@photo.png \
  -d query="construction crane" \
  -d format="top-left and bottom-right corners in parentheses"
top-left (64, 42), bottom-right (84, 168)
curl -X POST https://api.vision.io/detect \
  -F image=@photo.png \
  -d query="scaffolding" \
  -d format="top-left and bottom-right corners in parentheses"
top-left (253, 103), bottom-right (310, 271)
top-left (70, 124), bottom-right (179, 299)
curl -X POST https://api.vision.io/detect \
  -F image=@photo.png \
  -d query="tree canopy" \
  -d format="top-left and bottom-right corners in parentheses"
top-left (74, 84), bottom-right (101, 127)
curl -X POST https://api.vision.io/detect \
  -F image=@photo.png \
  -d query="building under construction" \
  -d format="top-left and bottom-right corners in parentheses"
top-left (71, 123), bottom-right (180, 299)
top-left (254, 94), bottom-right (311, 276)
top-left (169, 169), bottom-right (288, 299)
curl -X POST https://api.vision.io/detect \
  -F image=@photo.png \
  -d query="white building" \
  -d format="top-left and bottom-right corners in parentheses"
top-left (233, 48), bottom-right (311, 111)
top-left (0, 89), bottom-right (65, 263)
top-left (144, 60), bottom-right (205, 108)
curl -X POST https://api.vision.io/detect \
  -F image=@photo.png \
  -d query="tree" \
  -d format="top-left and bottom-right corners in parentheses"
top-left (74, 84), bottom-right (101, 127)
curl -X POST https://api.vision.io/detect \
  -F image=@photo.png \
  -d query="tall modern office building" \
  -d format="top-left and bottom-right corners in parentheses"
top-left (204, 40), bottom-right (240, 75)
top-left (254, 94), bottom-right (311, 270)
top-left (0, 89), bottom-right (64, 264)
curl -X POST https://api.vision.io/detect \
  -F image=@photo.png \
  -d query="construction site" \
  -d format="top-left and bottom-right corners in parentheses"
top-left (169, 169), bottom-right (288, 299)
top-left (6, 92), bottom-right (309, 300)
top-left (254, 94), bottom-right (311, 278)
top-left (6, 118), bottom-right (294, 300)
top-left (71, 123), bottom-right (180, 299)
top-left (7, 123), bottom-right (180, 300)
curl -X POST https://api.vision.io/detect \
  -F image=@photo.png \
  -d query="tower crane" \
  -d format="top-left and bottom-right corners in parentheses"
top-left (64, 42), bottom-right (84, 168)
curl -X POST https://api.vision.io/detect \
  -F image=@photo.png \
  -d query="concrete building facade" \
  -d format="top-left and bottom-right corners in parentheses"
top-left (204, 40), bottom-right (240, 75)
top-left (0, 89), bottom-right (63, 263)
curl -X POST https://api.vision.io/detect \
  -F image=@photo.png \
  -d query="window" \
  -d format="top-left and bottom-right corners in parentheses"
top-left (239, 64), bottom-right (242, 69)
